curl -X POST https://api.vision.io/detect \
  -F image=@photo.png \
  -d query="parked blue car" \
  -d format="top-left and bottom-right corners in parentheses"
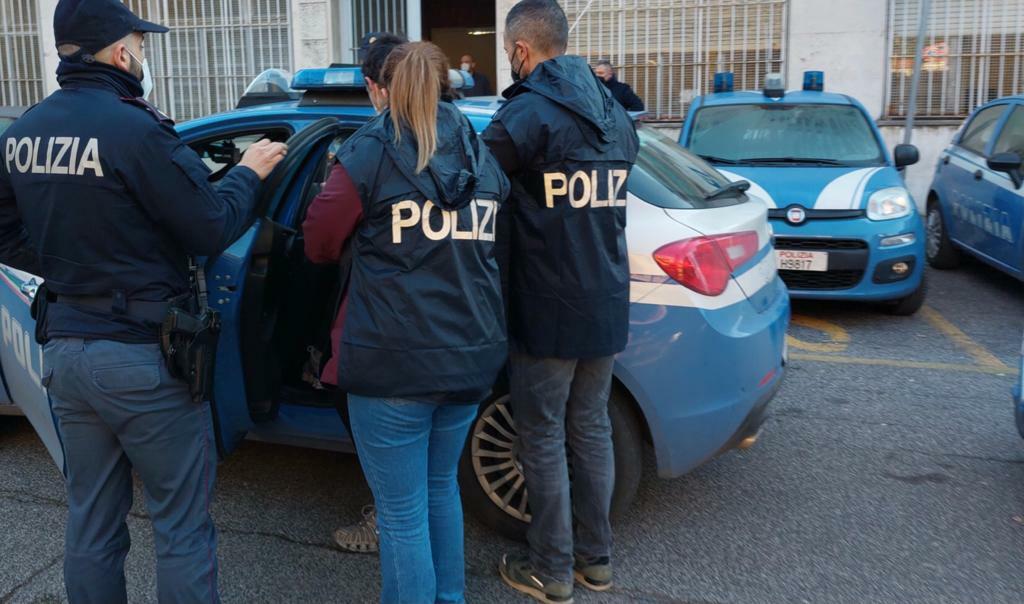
top-left (1016, 332), bottom-right (1024, 439)
top-left (679, 72), bottom-right (927, 315)
top-left (0, 68), bottom-right (789, 537)
top-left (926, 96), bottom-right (1024, 280)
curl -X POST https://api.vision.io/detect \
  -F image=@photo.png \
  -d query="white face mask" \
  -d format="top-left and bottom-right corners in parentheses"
top-left (126, 49), bottom-right (154, 100)
top-left (460, 62), bottom-right (472, 72)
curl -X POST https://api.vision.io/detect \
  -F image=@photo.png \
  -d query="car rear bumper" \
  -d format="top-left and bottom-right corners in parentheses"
top-left (772, 213), bottom-right (926, 301)
top-left (616, 277), bottom-right (790, 479)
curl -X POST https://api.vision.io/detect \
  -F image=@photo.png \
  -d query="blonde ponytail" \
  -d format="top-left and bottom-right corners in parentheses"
top-left (382, 42), bottom-right (450, 173)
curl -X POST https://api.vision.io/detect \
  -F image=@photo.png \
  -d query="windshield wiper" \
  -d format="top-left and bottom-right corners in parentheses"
top-left (698, 154), bottom-right (742, 165)
top-left (705, 180), bottom-right (751, 201)
top-left (743, 157), bottom-right (847, 166)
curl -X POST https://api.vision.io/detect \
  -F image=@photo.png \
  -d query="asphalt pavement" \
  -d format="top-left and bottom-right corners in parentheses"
top-left (1, 261), bottom-right (1022, 603)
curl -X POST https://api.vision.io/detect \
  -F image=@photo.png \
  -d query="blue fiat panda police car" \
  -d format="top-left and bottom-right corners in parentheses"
top-left (0, 68), bottom-right (789, 538)
top-left (680, 72), bottom-right (927, 315)
top-left (925, 96), bottom-right (1024, 280)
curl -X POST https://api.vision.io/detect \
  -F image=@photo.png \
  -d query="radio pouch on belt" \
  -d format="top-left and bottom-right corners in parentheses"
top-left (30, 283), bottom-right (50, 345)
top-left (160, 258), bottom-right (221, 403)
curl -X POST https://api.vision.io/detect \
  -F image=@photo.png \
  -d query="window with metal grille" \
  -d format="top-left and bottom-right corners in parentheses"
top-left (125, 0), bottom-right (293, 123)
top-left (351, 0), bottom-right (407, 46)
top-left (0, 0), bottom-right (45, 107)
top-left (560, 0), bottom-right (788, 121)
top-left (886, 0), bottom-right (1024, 119)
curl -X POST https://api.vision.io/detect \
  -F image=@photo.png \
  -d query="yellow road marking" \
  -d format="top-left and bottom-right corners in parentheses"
top-left (791, 352), bottom-right (1018, 376)
top-left (920, 305), bottom-right (1011, 371)
top-left (787, 315), bottom-right (851, 353)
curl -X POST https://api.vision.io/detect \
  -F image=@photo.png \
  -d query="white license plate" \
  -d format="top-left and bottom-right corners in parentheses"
top-left (776, 250), bottom-right (829, 272)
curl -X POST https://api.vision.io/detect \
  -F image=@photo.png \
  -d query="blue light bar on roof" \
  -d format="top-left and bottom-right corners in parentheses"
top-left (291, 67), bottom-right (365, 91)
top-left (713, 72), bottom-right (734, 93)
top-left (803, 70), bottom-right (824, 92)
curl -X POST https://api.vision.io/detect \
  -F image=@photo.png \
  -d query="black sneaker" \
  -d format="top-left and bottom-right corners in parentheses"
top-left (498, 553), bottom-right (574, 604)
top-left (573, 555), bottom-right (613, 592)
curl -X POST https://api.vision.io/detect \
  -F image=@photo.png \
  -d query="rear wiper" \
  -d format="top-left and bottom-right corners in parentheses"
top-left (744, 157), bottom-right (846, 166)
top-left (698, 154), bottom-right (742, 165)
top-left (705, 180), bottom-right (751, 201)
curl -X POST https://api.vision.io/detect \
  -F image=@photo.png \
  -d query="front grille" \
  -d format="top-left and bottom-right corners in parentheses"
top-left (775, 238), bottom-right (868, 251)
top-left (780, 269), bottom-right (865, 290)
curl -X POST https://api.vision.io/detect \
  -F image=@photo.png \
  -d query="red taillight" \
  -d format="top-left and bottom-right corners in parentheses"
top-left (653, 231), bottom-right (759, 296)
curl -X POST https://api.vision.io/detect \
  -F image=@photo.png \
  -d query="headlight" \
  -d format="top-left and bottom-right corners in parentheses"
top-left (867, 187), bottom-right (913, 221)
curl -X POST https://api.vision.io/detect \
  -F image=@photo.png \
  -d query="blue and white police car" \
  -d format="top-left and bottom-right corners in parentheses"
top-left (0, 68), bottom-right (789, 538)
top-left (925, 96), bottom-right (1024, 280)
top-left (680, 72), bottom-right (927, 315)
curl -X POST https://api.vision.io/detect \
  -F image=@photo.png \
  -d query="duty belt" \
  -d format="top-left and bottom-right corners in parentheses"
top-left (54, 294), bottom-right (172, 324)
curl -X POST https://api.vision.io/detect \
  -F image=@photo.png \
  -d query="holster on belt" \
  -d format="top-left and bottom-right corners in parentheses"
top-left (160, 302), bottom-right (220, 404)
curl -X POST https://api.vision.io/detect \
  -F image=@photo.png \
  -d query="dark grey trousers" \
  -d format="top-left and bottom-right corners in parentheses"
top-left (43, 338), bottom-right (219, 604)
top-left (509, 351), bottom-right (616, 583)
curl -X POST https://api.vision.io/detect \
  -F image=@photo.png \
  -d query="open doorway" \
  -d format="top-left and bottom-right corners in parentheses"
top-left (421, 1), bottom-right (497, 97)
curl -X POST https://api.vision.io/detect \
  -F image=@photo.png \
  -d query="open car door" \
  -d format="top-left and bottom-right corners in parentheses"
top-left (203, 117), bottom-right (345, 455)
top-left (0, 266), bottom-right (64, 469)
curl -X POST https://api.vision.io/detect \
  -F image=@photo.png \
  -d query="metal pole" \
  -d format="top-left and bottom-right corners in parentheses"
top-left (903, 0), bottom-right (931, 145)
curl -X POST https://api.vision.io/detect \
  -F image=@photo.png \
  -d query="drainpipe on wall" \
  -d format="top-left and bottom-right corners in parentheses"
top-left (903, 0), bottom-right (931, 146)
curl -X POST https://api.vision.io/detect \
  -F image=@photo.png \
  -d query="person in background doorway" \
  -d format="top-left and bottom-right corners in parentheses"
top-left (460, 53), bottom-right (494, 96)
top-left (594, 59), bottom-right (644, 112)
top-left (307, 31), bottom-right (406, 556)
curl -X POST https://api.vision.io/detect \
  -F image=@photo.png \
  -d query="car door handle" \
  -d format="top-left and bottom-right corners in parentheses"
top-left (973, 170), bottom-right (984, 181)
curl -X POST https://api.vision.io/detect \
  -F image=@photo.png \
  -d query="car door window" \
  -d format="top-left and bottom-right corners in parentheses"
top-left (959, 105), bottom-right (1007, 156)
top-left (993, 106), bottom-right (1024, 158)
top-left (190, 129), bottom-right (291, 182)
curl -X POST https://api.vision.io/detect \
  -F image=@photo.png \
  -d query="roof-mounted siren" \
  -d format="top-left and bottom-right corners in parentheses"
top-left (803, 70), bottom-right (824, 92)
top-left (713, 71), bottom-right (734, 93)
top-left (763, 73), bottom-right (785, 99)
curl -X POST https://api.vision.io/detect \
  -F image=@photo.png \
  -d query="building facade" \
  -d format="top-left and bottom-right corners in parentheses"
top-left (3, 0), bottom-right (1022, 204)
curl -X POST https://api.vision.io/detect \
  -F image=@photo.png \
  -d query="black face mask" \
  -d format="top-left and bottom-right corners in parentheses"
top-left (508, 46), bottom-right (525, 82)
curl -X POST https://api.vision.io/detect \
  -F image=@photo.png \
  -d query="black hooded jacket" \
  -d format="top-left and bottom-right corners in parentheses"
top-left (337, 102), bottom-right (510, 403)
top-left (483, 55), bottom-right (640, 359)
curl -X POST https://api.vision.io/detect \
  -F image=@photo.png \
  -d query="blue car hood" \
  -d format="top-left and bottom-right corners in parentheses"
top-left (711, 165), bottom-right (904, 210)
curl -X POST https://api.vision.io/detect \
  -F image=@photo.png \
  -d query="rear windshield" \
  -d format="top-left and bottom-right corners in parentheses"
top-left (629, 123), bottom-right (744, 209)
top-left (688, 103), bottom-right (885, 166)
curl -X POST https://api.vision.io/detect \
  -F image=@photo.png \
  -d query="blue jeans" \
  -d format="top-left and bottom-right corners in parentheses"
top-left (348, 395), bottom-right (478, 604)
top-left (509, 352), bottom-right (616, 583)
top-left (43, 338), bottom-right (219, 604)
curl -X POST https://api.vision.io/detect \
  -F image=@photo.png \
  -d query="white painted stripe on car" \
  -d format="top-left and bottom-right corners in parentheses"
top-left (717, 169), bottom-right (778, 208)
top-left (813, 167), bottom-right (883, 210)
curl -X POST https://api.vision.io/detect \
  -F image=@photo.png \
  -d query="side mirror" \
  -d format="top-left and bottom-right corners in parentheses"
top-left (893, 144), bottom-right (920, 168)
top-left (987, 152), bottom-right (1023, 188)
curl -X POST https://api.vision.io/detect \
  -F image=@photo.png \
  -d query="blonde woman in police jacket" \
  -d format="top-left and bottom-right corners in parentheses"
top-left (305, 41), bottom-right (509, 603)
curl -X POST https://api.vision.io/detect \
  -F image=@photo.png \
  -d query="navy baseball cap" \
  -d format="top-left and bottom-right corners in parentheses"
top-left (54, 0), bottom-right (168, 58)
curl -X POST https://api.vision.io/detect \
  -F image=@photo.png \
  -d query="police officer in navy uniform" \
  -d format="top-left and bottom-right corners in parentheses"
top-left (0, 1), bottom-right (287, 601)
top-left (483, 1), bottom-right (639, 602)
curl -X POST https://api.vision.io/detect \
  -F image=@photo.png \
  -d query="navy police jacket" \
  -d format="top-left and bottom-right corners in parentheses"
top-left (483, 56), bottom-right (640, 359)
top-left (336, 102), bottom-right (510, 403)
top-left (0, 63), bottom-right (261, 342)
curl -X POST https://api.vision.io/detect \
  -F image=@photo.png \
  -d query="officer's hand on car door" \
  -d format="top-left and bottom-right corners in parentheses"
top-left (239, 139), bottom-right (289, 180)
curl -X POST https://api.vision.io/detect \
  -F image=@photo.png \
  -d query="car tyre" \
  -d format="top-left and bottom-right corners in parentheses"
top-left (926, 199), bottom-right (961, 269)
top-left (885, 274), bottom-right (927, 316)
top-left (458, 387), bottom-right (644, 542)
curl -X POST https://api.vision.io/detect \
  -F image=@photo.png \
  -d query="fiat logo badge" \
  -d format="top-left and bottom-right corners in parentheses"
top-left (786, 206), bottom-right (807, 225)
